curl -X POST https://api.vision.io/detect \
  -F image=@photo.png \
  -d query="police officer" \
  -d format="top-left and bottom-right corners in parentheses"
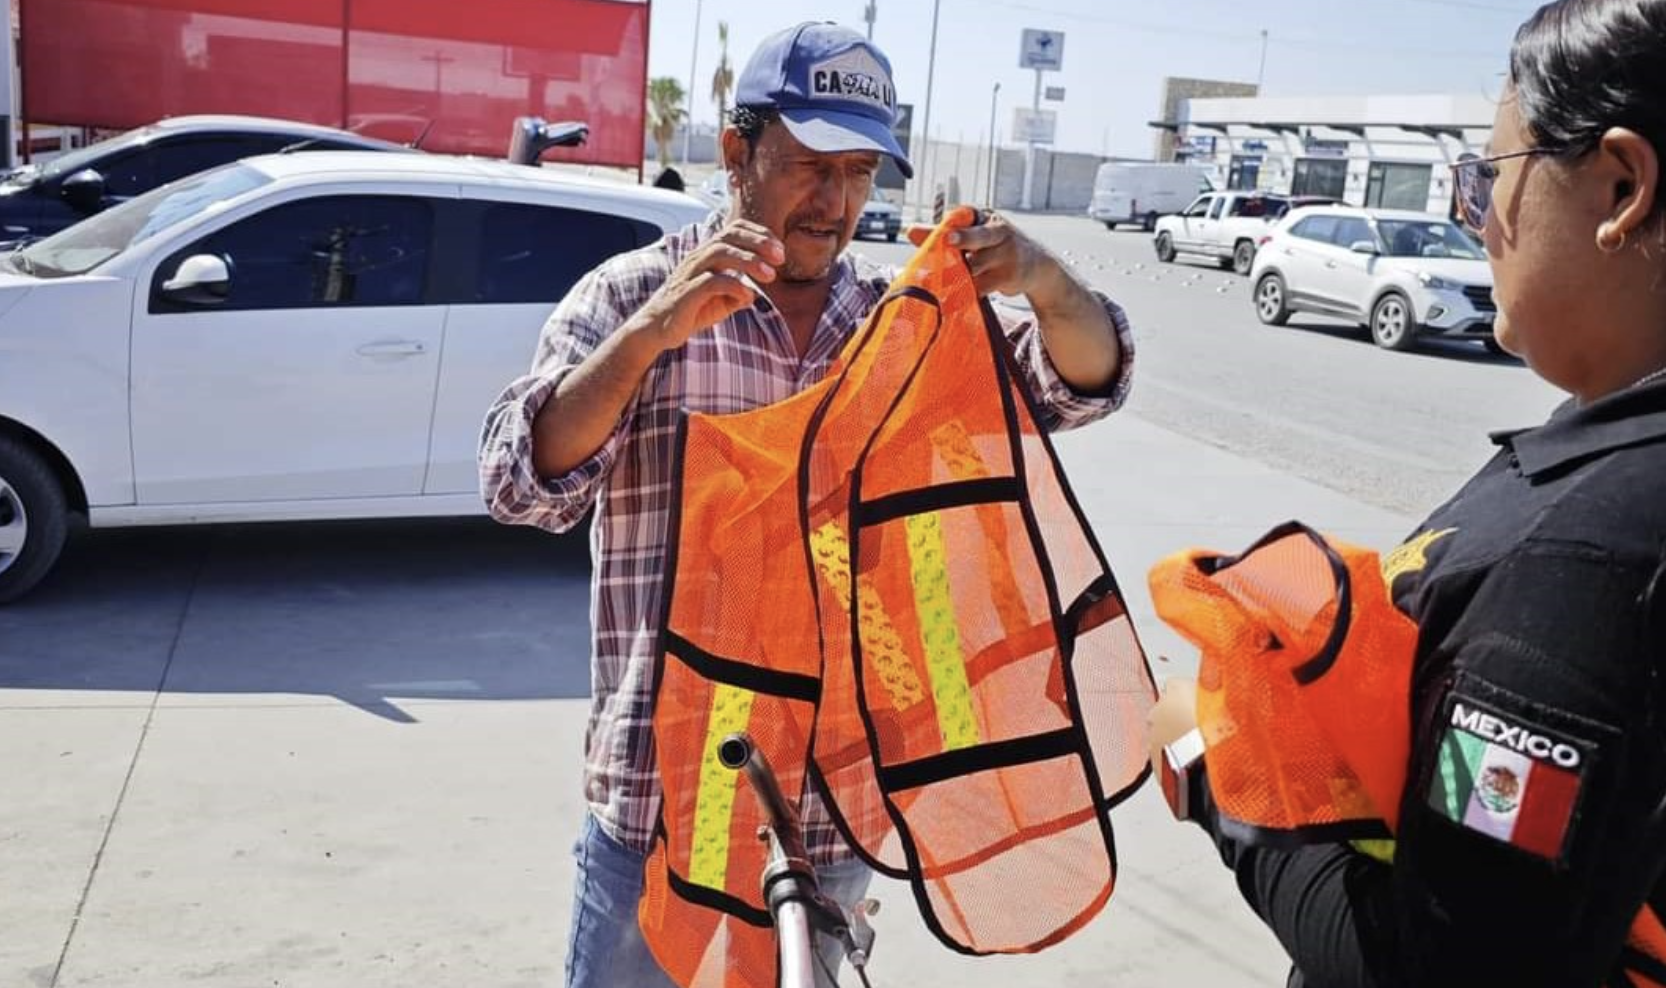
top-left (1148, 1), bottom-right (1666, 984)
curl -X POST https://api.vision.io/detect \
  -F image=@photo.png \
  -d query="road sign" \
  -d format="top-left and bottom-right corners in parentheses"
top-left (1019, 29), bottom-right (1065, 71)
top-left (1012, 106), bottom-right (1057, 145)
top-left (1044, 86), bottom-right (1066, 101)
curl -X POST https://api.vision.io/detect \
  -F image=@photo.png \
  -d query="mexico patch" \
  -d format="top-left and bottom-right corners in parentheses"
top-left (1426, 699), bottom-right (1587, 862)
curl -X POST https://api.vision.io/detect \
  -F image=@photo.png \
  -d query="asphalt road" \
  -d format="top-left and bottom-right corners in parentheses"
top-left (858, 213), bottom-right (1565, 518)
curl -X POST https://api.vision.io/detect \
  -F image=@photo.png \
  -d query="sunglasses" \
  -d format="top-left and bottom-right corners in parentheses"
top-left (1450, 148), bottom-right (1558, 234)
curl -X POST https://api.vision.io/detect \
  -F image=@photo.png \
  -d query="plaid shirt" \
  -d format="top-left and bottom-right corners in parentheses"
top-left (479, 213), bottom-right (1135, 862)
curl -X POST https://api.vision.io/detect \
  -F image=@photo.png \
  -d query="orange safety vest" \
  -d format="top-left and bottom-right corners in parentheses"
top-left (1148, 521), bottom-right (1665, 985)
top-left (641, 207), bottom-right (1156, 988)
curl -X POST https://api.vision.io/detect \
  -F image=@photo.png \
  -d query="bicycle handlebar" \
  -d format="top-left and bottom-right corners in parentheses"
top-left (718, 734), bottom-right (808, 858)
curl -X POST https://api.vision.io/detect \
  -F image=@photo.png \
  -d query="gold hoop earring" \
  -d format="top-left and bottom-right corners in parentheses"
top-left (1598, 228), bottom-right (1628, 254)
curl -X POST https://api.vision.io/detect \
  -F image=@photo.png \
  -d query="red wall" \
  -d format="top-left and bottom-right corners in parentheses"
top-left (21, 0), bottom-right (649, 167)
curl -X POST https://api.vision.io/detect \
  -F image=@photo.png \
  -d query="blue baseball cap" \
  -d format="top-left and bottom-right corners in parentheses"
top-left (735, 22), bottom-right (913, 178)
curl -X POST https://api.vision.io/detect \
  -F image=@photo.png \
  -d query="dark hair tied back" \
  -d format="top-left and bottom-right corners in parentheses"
top-left (1511, 0), bottom-right (1666, 184)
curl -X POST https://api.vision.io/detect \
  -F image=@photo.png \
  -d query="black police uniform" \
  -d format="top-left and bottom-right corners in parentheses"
top-left (1191, 376), bottom-right (1666, 988)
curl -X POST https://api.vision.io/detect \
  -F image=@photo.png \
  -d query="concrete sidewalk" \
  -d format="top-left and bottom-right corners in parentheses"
top-left (0, 411), bottom-right (1411, 988)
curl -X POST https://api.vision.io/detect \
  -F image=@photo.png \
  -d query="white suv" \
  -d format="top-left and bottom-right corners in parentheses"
top-left (0, 152), bottom-right (708, 602)
top-left (1248, 205), bottom-right (1496, 352)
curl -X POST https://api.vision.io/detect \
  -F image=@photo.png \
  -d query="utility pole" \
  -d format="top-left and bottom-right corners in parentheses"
top-left (1021, 65), bottom-right (1041, 209)
top-left (683, 0), bottom-right (703, 165)
top-left (986, 82), bottom-right (1001, 207)
top-left (1257, 29), bottom-right (1269, 89)
top-left (917, 0), bottom-right (941, 216)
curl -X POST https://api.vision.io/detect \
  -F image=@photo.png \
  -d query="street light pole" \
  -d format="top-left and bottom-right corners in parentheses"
top-left (986, 82), bottom-right (1000, 207)
top-left (683, 0), bottom-right (703, 165)
top-left (1257, 29), bottom-right (1269, 89)
top-left (1020, 66), bottom-right (1040, 210)
top-left (864, 1), bottom-right (876, 41)
top-left (917, 0), bottom-right (941, 216)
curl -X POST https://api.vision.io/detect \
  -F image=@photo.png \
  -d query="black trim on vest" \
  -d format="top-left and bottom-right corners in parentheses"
top-left (663, 861), bottom-right (774, 928)
top-left (664, 632), bottom-right (821, 704)
top-left (978, 290), bottom-right (1128, 891)
top-left (854, 477), bottom-right (1022, 528)
top-left (1192, 521), bottom-right (1352, 686)
top-left (878, 728), bottom-right (1080, 792)
top-left (648, 413), bottom-right (695, 716)
top-left (798, 284), bottom-right (946, 879)
top-left (843, 283), bottom-right (984, 956)
top-left (1621, 944), bottom-right (1666, 986)
top-left (1215, 813), bottom-right (1394, 849)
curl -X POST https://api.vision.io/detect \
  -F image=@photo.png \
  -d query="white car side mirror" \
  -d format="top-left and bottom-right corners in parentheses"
top-left (161, 254), bottom-right (232, 305)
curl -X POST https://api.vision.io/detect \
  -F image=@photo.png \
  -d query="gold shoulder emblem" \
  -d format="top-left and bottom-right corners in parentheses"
top-left (1381, 528), bottom-right (1457, 589)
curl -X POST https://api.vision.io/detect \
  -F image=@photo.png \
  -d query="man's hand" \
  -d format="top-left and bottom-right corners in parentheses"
top-left (906, 213), bottom-right (1071, 303)
top-left (529, 219), bottom-right (783, 480)
top-left (632, 219), bottom-right (784, 352)
top-left (908, 211), bottom-right (1121, 394)
top-left (1147, 677), bottom-right (1199, 774)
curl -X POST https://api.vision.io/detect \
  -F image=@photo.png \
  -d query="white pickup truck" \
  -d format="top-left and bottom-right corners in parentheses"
top-left (1154, 191), bottom-right (1335, 275)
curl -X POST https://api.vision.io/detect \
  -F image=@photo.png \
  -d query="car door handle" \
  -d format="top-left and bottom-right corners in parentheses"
top-left (1325, 261), bottom-right (1338, 269)
top-left (356, 340), bottom-right (428, 358)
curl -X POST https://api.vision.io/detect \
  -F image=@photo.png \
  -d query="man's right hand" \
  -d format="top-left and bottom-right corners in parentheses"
top-left (631, 219), bottom-right (784, 352)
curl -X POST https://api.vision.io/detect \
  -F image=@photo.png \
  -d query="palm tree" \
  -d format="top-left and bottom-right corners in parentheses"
top-left (710, 22), bottom-right (735, 127)
top-left (647, 76), bottom-right (687, 169)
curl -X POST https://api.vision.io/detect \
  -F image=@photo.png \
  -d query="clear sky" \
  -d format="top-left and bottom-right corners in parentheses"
top-left (645, 0), bottom-right (1547, 158)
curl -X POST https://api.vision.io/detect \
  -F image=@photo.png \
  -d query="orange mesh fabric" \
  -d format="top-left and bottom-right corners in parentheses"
top-left (1152, 524), bottom-right (1664, 983)
top-left (1621, 907), bottom-right (1666, 988)
top-left (642, 208), bottom-right (1156, 987)
top-left (1149, 523), bottom-right (1417, 842)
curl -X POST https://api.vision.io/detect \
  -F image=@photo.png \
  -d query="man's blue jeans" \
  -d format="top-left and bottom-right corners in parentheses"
top-left (565, 813), bottom-right (874, 987)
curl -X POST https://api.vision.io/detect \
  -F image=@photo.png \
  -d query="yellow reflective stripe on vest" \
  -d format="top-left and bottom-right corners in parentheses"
top-left (689, 683), bottom-right (757, 889)
top-left (906, 512), bottom-right (979, 751)
top-left (811, 522), bottom-right (927, 710)
top-left (930, 422), bottom-right (1033, 640)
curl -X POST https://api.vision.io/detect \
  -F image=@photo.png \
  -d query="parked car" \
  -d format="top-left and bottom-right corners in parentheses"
top-left (694, 170), bottom-right (731, 213)
top-left (0, 115), bottom-right (414, 248)
top-left (857, 186), bottom-right (902, 242)
top-left (1248, 205), bottom-right (1496, 352)
top-left (1153, 190), bottom-right (1301, 275)
top-left (1087, 162), bottom-right (1211, 232)
top-left (0, 151), bottom-right (709, 602)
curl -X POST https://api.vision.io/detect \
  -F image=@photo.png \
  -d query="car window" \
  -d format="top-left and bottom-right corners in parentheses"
top-left (474, 202), bottom-right (659, 305)
top-left (1290, 215), bottom-right (1341, 245)
top-left (148, 138), bottom-right (270, 188)
top-left (13, 164), bottom-right (273, 278)
top-left (98, 149), bottom-right (156, 198)
top-left (1330, 217), bottom-right (1376, 250)
top-left (1231, 196), bottom-right (1283, 218)
top-left (162, 195), bottom-right (434, 310)
top-left (36, 125), bottom-right (161, 184)
top-left (1376, 219), bottom-right (1485, 259)
top-left (1183, 196), bottom-right (1212, 218)
top-left (1207, 198), bottom-right (1227, 220)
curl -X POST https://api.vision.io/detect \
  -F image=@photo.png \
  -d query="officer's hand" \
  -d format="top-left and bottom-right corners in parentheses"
top-left (1147, 677), bottom-right (1199, 773)
top-left (635, 219), bottom-right (783, 351)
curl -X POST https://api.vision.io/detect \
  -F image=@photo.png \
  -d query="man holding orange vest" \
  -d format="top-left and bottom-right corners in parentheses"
top-left (480, 21), bottom-right (1137, 987)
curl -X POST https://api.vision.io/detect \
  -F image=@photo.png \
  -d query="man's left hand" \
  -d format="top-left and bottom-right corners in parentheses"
top-left (906, 213), bottom-right (1072, 304)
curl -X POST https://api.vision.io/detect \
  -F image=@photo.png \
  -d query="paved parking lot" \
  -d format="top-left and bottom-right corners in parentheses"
top-left (1, 211), bottom-right (1563, 987)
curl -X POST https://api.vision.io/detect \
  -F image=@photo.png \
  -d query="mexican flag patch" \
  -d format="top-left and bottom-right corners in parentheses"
top-left (1426, 700), bottom-right (1586, 862)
